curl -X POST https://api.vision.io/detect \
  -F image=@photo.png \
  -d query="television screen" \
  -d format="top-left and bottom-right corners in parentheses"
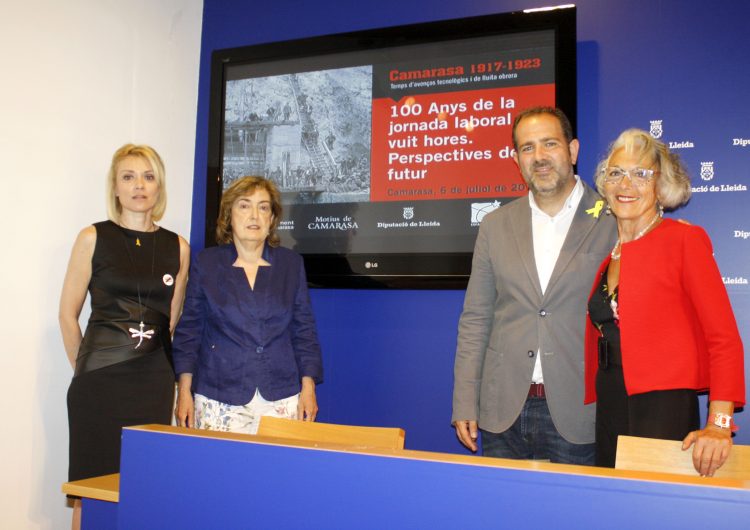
top-left (206, 6), bottom-right (577, 288)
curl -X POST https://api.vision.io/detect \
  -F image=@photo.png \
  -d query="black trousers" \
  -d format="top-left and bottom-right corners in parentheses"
top-left (595, 364), bottom-right (699, 468)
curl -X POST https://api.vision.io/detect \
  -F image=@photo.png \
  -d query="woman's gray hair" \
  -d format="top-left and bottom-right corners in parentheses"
top-left (594, 128), bottom-right (691, 209)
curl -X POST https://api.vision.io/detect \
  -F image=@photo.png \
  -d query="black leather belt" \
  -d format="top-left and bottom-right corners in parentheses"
top-left (528, 383), bottom-right (546, 398)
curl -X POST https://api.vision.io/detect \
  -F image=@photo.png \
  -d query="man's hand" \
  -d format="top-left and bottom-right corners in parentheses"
top-left (454, 420), bottom-right (479, 452)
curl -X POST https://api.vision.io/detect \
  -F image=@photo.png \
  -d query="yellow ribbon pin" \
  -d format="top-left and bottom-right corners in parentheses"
top-left (586, 200), bottom-right (604, 219)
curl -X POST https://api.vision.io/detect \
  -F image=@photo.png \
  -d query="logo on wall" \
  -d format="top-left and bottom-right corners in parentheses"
top-left (649, 120), bottom-right (663, 139)
top-left (403, 207), bottom-right (414, 220)
top-left (700, 162), bottom-right (715, 181)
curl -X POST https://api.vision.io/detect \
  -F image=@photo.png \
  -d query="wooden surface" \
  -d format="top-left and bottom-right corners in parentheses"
top-left (257, 415), bottom-right (405, 449)
top-left (62, 473), bottom-right (120, 502)
top-left (615, 435), bottom-right (750, 479)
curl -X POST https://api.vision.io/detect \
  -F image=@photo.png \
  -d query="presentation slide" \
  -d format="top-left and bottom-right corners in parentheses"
top-left (221, 31), bottom-right (556, 254)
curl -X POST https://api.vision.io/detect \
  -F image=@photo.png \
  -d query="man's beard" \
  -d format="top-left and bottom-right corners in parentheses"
top-left (526, 162), bottom-right (572, 197)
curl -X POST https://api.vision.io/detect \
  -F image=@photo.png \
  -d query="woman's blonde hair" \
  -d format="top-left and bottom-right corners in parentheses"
top-left (594, 128), bottom-right (691, 209)
top-left (216, 176), bottom-right (282, 246)
top-left (106, 144), bottom-right (167, 222)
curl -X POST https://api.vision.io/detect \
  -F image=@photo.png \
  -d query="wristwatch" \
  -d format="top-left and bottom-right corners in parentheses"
top-left (710, 412), bottom-right (738, 432)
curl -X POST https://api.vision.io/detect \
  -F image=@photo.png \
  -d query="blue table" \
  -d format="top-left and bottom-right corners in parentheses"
top-left (68, 425), bottom-right (750, 529)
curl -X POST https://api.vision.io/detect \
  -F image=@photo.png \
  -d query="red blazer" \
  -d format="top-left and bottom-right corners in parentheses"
top-left (584, 219), bottom-right (745, 406)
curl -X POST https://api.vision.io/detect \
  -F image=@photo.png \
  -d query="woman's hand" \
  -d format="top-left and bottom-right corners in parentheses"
top-left (682, 401), bottom-right (735, 476)
top-left (682, 427), bottom-right (732, 476)
top-left (297, 376), bottom-right (318, 421)
top-left (175, 374), bottom-right (195, 428)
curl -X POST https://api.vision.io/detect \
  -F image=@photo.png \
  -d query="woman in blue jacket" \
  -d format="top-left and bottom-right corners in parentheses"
top-left (172, 176), bottom-right (323, 433)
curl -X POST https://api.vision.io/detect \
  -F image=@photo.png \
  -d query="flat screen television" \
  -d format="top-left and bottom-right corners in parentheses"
top-left (205, 5), bottom-right (577, 288)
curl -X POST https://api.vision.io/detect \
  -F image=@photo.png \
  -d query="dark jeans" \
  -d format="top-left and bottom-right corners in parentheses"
top-left (481, 396), bottom-right (595, 465)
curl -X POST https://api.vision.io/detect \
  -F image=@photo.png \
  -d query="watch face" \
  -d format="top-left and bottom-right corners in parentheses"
top-left (714, 413), bottom-right (732, 428)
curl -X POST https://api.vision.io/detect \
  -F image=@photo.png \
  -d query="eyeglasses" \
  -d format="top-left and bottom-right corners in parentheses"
top-left (600, 166), bottom-right (658, 187)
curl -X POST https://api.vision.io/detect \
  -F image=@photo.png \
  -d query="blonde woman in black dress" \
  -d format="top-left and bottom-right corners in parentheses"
top-left (59, 144), bottom-right (189, 528)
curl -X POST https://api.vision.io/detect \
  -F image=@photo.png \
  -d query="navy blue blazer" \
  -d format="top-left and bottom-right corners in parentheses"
top-left (172, 242), bottom-right (323, 405)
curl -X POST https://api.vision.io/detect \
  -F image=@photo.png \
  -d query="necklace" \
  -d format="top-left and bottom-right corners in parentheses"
top-left (610, 210), bottom-right (662, 260)
top-left (124, 222), bottom-right (156, 247)
top-left (120, 225), bottom-right (158, 348)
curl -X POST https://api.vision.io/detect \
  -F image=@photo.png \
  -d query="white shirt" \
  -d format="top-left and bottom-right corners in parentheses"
top-left (528, 176), bottom-right (584, 383)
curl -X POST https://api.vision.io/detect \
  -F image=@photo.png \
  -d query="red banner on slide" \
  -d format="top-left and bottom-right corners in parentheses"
top-left (370, 84), bottom-right (554, 202)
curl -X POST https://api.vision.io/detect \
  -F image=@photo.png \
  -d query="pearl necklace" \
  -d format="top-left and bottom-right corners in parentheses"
top-left (610, 211), bottom-right (662, 260)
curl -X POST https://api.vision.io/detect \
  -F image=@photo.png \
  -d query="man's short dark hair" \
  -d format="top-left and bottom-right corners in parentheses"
top-left (511, 107), bottom-right (574, 150)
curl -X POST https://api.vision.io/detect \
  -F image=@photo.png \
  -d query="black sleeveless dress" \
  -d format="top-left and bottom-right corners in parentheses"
top-left (67, 221), bottom-right (179, 481)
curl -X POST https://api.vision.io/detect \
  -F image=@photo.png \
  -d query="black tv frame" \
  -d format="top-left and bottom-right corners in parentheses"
top-left (205, 6), bottom-right (577, 289)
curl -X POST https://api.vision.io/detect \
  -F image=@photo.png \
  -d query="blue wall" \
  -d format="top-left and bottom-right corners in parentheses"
top-left (193, 0), bottom-right (750, 453)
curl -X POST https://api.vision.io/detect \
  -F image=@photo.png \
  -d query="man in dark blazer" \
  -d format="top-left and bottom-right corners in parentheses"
top-left (452, 107), bottom-right (616, 464)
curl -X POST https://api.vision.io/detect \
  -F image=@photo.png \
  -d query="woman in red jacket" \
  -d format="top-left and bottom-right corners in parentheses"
top-left (585, 129), bottom-right (744, 474)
